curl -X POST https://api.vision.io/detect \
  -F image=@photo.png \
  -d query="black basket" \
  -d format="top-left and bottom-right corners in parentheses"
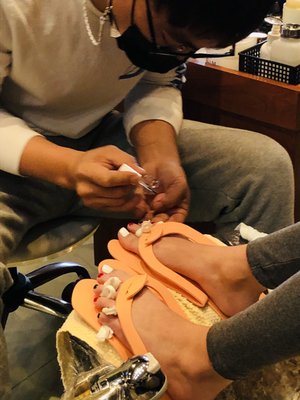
top-left (239, 41), bottom-right (300, 85)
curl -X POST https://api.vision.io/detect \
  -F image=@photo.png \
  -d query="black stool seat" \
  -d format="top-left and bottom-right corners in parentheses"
top-left (9, 216), bottom-right (100, 264)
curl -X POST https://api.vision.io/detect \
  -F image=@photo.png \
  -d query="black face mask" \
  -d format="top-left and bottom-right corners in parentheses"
top-left (117, 26), bottom-right (187, 73)
top-left (116, 0), bottom-right (188, 73)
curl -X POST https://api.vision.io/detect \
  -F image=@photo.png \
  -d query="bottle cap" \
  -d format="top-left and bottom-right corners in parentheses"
top-left (264, 16), bottom-right (283, 26)
top-left (281, 23), bottom-right (300, 38)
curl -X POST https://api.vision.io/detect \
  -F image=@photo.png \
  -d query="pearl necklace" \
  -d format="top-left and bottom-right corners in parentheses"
top-left (82, 0), bottom-right (113, 46)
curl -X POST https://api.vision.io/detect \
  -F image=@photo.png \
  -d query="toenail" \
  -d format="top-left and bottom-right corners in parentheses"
top-left (98, 272), bottom-right (104, 278)
top-left (102, 264), bottom-right (114, 274)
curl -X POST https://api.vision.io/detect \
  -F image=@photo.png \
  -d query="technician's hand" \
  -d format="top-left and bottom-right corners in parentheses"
top-left (19, 138), bottom-right (149, 217)
top-left (141, 160), bottom-right (190, 223)
top-left (70, 146), bottom-right (149, 216)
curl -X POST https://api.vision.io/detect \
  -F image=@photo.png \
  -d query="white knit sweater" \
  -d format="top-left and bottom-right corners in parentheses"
top-left (0, 0), bottom-right (184, 175)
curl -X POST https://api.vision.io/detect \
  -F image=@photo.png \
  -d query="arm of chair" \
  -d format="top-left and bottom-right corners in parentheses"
top-left (26, 262), bottom-right (91, 288)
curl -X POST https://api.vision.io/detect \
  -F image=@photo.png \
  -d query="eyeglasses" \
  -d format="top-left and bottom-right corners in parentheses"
top-left (144, 0), bottom-right (235, 60)
top-left (149, 47), bottom-right (235, 59)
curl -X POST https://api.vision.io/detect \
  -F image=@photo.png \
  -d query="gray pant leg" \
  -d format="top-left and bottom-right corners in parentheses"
top-left (0, 328), bottom-right (10, 399)
top-left (178, 120), bottom-right (294, 237)
top-left (0, 264), bottom-right (13, 399)
top-left (247, 222), bottom-right (300, 288)
top-left (207, 272), bottom-right (300, 380)
top-left (0, 171), bottom-right (78, 262)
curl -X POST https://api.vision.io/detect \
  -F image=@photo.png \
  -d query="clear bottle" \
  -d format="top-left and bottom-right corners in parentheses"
top-left (282, 0), bottom-right (300, 24)
top-left (260, 22), bottom-right (281, 60)
top-left (270, 23), bottom-right (300, 66)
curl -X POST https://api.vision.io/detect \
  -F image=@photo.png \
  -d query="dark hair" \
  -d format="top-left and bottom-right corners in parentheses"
top-left (154, 0), bottom-right (275, 47)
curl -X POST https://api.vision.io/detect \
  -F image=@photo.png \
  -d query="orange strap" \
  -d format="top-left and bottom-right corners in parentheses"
top-left (138, 222), bottom-right (214, 307)
top-left (115, 274), bottom-right (185, 400)
top-left (116, 274), bottom-right (186, 355)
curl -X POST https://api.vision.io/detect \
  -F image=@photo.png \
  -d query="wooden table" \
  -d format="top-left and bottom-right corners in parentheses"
top-left (182, 60), bottom-right (300, 220)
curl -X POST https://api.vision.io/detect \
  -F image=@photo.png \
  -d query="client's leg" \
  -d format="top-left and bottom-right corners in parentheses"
top-left (207, 271), bottom-right (300, 380)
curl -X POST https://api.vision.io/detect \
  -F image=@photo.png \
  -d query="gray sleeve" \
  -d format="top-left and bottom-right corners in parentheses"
top-left (247, 222), bottom-right (300, 288)
top-left (207, 272), bottom-right (300, 380)
top-left (123, 65), bottom-right (186, 142)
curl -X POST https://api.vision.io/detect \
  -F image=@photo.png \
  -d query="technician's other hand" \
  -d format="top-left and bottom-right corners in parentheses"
top-left (142, 160), bottom-right (190, 223)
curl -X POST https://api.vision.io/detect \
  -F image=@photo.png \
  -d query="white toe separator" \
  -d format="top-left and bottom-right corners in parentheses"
top-left (104, 277), bottom-right (121, 290)
top-left (135, 220), bottom-right (153, 237)
top-left (102, 306), bottom-right (118, 316)
top-left (96, 325), bottom-right (114, 342)
top-left (101, 284), bottom-right (117, 299)
top-left (145, 352), bottom-right (161, 373)
top-left (135, 227), bottom-right (143, 237)
top-left (236, 222), bottom-right (268, 242)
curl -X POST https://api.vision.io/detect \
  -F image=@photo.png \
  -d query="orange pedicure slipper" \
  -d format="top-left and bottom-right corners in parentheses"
top-left (72, 260), bottom-right (186, 399)
top-left (108, 221), bottom-right (227, 318)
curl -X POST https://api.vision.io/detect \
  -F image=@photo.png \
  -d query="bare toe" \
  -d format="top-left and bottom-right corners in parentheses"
top-left (118, 227), bottom-right (140, 254)
top-left (98, 313), bottom-right (129, 346)
top-left (95, 296), bottom-right (115, 310)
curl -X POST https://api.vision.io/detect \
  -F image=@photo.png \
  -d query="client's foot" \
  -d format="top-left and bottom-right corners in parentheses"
top-left (96, 269), bottom-right (232, 400)
top-left (117, 223), bottom-right (265, 316)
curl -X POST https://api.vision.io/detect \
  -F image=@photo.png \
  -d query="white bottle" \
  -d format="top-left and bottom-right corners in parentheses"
top-left (282, 0), bottom-right (300, 24)
top-left (270, 23), bottom-right (300, 66)
top-left (260, 23), bottom-right (281, 60)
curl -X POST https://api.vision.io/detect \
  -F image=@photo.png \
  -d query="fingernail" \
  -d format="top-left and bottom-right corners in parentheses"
top-left (97, 313), bottom-right (101, 319)
top-left (98, 272), bottom-right (104, 278)
top-left (93, 284), bottom-right (98, 290)
top-left (119, 227), bottom-right (130, 237)
top-left (102, 264), bottom-right (114, 274)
